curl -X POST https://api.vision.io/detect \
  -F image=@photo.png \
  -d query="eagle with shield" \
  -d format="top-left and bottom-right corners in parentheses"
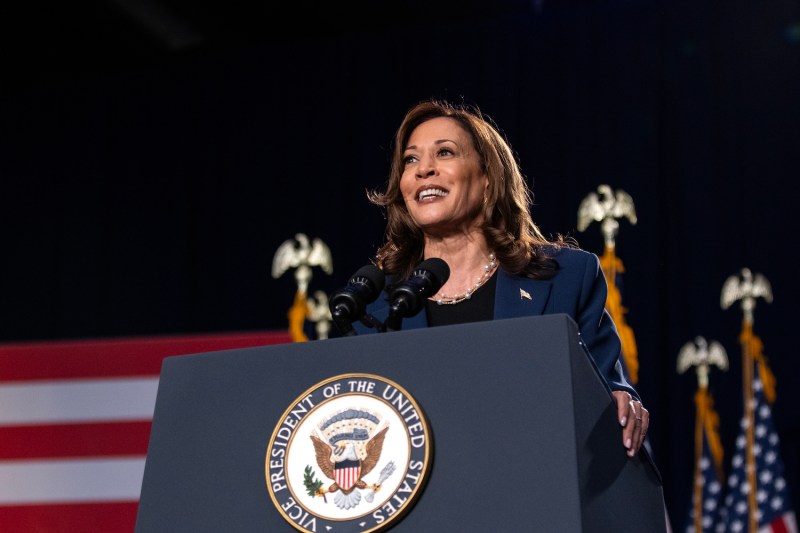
top-left (307, 408), bottom-right (392, 510)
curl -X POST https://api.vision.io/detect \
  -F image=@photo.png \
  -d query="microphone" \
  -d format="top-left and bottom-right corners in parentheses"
top-left (385, 258), bottom-right (450, 331)
top-left (329, 264), bottom-right (386, 336)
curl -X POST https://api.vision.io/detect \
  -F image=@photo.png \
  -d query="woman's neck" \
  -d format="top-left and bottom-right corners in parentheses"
top-left (423, 235), bottom-right (495, 299)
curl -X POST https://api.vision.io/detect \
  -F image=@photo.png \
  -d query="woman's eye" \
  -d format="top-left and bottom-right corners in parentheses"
top-left (437, 148), bottom-right (454, 157)
top-left (403, 154), bottom-right (418, 165)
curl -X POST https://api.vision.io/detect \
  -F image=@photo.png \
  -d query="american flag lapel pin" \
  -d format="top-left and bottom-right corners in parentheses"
top-left (519, 288), bottom-right (532, 300)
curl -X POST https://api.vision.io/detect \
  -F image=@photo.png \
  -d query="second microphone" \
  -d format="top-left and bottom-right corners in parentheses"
top-left (384, 258), bottom-right (450, 331)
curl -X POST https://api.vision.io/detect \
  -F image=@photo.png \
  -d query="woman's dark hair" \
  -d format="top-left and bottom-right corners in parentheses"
top-left (368, 98), bottom-right (568, 280)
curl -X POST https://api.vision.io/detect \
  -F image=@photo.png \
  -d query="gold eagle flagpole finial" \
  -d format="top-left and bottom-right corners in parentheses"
top-left (577, 184), bottom-right (638, 249)
top-left (577, 184), bottom-right (639, 383)
top-left (720, 267), bottom-right (773, 326)
top-left (272, 233), bottom-right (333, 342)
top-left (677, 336), bottom-right (729, 390)
top-left (677, 336), bottom-right (728, 533)
top-left (720, 267), bottom-right (775, 402)
top-left (720, 268), bottom-right (775, 531)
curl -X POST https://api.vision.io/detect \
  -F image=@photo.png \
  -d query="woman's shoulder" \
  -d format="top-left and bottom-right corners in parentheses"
top-left (540, 243), bottom-right (598, 267)
top-left (540, 245), bottom-right (603, 292)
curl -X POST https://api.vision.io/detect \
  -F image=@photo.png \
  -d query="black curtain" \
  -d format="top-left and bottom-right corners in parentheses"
top-left (2, 1), bottom-right (798, 527)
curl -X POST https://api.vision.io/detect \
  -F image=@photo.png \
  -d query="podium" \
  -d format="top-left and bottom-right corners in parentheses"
top-left (135, 314), bottom-right (665, 532)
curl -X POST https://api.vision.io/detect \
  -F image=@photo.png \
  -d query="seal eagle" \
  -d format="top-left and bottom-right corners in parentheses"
top-left (310, 426), bottom-right (389, 510)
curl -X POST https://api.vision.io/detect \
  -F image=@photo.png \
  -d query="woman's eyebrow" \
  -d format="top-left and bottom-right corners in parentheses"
top-left (404, 139), bottom-right (456, 151)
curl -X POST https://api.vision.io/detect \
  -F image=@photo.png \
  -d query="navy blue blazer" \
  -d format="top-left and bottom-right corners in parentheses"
top-left (354, 246), bottom-right (638, 399)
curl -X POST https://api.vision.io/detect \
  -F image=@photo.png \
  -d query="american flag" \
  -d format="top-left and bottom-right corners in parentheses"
top-left (684, 390), bottom-right (726, 533)
top-left (716, 366), bottom-right (798, 533)
top-left (0, 331), bottom-right (290, 532)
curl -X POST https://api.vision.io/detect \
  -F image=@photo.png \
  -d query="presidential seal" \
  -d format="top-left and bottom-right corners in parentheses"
top-left (265, 374), bottom-right (431, 532)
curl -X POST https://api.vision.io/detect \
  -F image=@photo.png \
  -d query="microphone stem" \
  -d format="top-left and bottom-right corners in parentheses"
top-left (360, 314), bottom-right (385, 332)
top-left (331, 306), bottom-right (357, 337)
top-left (384, 304), bottom-right (405, 332)
top-left (384, 315), bottom-right (402, 332)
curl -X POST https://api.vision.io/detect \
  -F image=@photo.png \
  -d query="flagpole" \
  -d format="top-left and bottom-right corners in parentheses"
top-left (740, 319), bottom-right (758, 532)
top-left (678, 336), bottom-right (728, 532)
top-left (720, 267), bottom-right (774, 532)
top-left (599, 243), bottom-right (639, 384)
top-left (692, 388), bottom-right (705, 533)
top-left (577, 184), bottom-right (639, 384)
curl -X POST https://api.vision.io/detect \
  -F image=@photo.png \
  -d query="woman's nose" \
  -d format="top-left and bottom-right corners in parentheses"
top-left (416, 155), bottom-right (436, 178)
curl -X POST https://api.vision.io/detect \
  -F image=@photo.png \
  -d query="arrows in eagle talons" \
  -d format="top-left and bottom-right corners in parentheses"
top-left (364, 460), bottom-right (397, 503)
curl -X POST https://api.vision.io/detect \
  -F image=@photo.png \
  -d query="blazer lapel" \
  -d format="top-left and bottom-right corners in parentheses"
top-left (493, 269), bottom-right (552, 319)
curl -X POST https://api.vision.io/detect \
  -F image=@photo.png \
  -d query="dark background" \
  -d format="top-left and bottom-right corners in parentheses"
top-left (1, 0), bottom-right (798, 529)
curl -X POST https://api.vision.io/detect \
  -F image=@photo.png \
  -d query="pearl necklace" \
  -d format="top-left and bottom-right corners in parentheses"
top-left (432, 253), bottom-right (498, 305)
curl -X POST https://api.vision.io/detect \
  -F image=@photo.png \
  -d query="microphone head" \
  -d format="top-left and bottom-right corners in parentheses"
top-left (387, 257), bottom-right (451, 319)
top-left (329, 263), bottom-right (386, 326)
top-left (350, 264), bottom-right (386, 296)
top-left (413, 257), bottom-right (450, 291)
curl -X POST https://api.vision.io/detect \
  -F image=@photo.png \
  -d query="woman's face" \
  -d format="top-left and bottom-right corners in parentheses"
top-left (399, 117), bottom-right (489, 236)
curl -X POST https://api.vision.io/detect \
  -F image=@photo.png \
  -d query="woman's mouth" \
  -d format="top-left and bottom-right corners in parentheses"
top-left (417, 187), bottom-right (448, 201)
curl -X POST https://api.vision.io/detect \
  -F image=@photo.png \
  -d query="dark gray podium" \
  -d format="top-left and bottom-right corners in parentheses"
top-left (135, 314), bottom-right (665, 532)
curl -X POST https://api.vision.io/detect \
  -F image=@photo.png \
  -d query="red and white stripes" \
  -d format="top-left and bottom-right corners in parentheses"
top-left (0, 331), bottom-right (290, 532)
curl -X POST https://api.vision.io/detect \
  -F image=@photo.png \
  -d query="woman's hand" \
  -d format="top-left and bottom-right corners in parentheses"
top-left (611, 390), bottom-right (649, 457)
